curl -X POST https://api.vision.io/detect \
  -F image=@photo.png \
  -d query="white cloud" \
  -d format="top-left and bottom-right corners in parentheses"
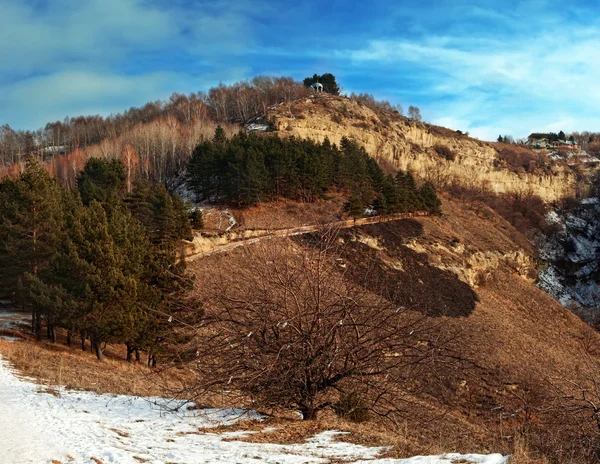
top-left (0, 71), bottom-right (175, 128)
top-left (0, 0), bottom-right (261, 128)
top-left (343, 24), bottom-right (600, 139)
top-left (0, 69), bottom-right (245, 129)
top-left (0, 0), bottom-right (176, 78)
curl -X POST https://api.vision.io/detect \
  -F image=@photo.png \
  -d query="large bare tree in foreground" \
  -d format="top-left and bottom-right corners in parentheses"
top-left (189, 230), bottom-right (453, 421)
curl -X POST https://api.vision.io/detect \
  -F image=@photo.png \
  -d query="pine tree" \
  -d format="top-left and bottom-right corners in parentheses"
top-left (213, 125), bottom-right (226, 145)
top-left (396, 171), bottom-right (423, 212)
top-left (303, 73), bottom-right (340, 95)
top-left (375, 175), bottom-right (401, 214)
top-left (190, 209), bottom-right (204, 229)
top-left (77, 158), bottom-right (126, 205)
top-left (0, 158), bottom-right (65, 339)
top-left (239, 146), bottom-right (269, 205)
top-left (420, 182), bottom-right (442, 215)
top-left (346, 191), bottom-right (366, 218)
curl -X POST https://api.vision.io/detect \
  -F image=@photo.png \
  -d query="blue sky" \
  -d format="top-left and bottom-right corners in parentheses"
top-left (1, 0), bottom-right (599, 140)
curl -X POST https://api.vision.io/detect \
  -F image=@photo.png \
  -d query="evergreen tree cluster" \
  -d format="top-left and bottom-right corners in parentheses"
top-left (303, 73), bottom-right (341, 95)
top-left (187, 129), bottom-right (442, 216)
top-left (0, 158), bottom-right (198, 361)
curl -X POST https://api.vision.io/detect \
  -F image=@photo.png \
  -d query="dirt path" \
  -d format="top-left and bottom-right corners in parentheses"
top-left (186, 212), bottom-right (430, 261)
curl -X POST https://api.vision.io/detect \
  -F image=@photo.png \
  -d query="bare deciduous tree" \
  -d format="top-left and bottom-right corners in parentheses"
top-left (189, 229), bottom-right (452, 421)
top-left (408, 105), bottom-right (422, 121)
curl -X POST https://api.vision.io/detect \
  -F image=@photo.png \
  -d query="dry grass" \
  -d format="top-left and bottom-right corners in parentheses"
top-left (194, 412), bottom-right (482, 459)
top-left (189, 197), bottom-right (600, 462)
top-left (231, 194), bottom-right (347, 230)
top-left (0, 335), bottom-right (194, 397)
top-left (2, 196), bottom-right (599, 462)
top-left (509, 441), bottom-right (551, 464)
top-left (197, 194), bottom-right (346, 234)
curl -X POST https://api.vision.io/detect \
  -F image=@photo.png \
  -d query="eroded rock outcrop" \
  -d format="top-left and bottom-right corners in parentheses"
top-left (269, 95), bottom-right (574, 202)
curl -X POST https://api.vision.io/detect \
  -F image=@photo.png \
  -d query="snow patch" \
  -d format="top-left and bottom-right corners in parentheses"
top-left (0, 356), bottom-right (509, 464)
top-left (356, 454), bottom-right (508, 463)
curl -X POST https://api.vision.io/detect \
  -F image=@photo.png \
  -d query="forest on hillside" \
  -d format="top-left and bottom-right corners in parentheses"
top-left (187, 129), bottom-right (441, 215)
top-left (0, 158), bottom-right (199, 362)
top-left (0, 74), bottom-right (418, 187)
top-left (0, 129), bottom-right (441, 361)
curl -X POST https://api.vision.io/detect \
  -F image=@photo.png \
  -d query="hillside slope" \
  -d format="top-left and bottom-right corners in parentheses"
top-left (188, 197), bottom-right (600, 460)
top-left (267, 95), bottom-right (574, 202)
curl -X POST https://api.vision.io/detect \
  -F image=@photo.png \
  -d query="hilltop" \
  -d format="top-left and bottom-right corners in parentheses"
top-left (264, 93), bottom-right (575, 202)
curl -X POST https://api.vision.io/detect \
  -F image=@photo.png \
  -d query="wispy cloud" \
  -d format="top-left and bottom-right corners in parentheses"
top-left (339, 12), bottom-right (600, 140)
top-left (0, 0), bottom-right (260, 128)
top-left (2, 0), bottom-right (600, 140)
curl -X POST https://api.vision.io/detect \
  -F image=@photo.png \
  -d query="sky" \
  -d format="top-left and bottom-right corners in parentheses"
top-left (1, 0), bottom-right (599, 141)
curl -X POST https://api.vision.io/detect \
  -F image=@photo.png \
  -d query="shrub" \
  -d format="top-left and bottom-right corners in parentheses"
top-left (352, 122), bottom-right (370, 130)
top-left (190, 237), bottom-right (440, 421)
top-left (333, 392), bottom-right (370, 423)
top-left (190, 209), bottom-right (204, 229)
top-left (496, 145), bottom-right (545, 174)
top-left (433, 144), bottom-right (456, 161)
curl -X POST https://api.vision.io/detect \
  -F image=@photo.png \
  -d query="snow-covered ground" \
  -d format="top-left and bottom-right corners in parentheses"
top-left (0, 355), bottom-right (509, 464)
top-left (0, 308), bottom-right (30, 341)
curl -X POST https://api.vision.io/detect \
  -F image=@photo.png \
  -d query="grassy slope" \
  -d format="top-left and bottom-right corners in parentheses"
top-left (188, 197), bottom-right (600, 461)
top-left (0, 197), bottom-right (597, 462)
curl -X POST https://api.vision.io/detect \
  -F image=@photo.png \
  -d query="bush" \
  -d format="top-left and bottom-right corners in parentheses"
top-left (496, 145), bottom-right (545, 174)
top-left (352, 122), bottom-right (370, 130)
top-left (333, 392), bottom-right (370, 423)
top-left (433, 144), bottom-right (456, 161)
top-left (447, 181), bottom-right (548, 237)
top-left (190, 237), bottom-right (438, 421)
top-left (190, 209), bottom-right (204, 229)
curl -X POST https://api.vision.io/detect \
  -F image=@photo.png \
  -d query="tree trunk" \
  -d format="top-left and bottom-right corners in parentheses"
top-left (46, 310), bottom-right (55, 343)
top-left (34, 309), bottom-right (42, 341)
top-left (135, 349), bottom-right (140, 362)
top-left (66, 332), bottom-right (72, 346)
top-left (126, 342), bottom-right (133, 362)
top-left (93, 339), bottom-right (104, 361)
top-left (299, 405), bottom-right (317, 420)
top-left (147, 352), bottom-right (156, 368)
top-left (81, 337), bottom-right (86, 351)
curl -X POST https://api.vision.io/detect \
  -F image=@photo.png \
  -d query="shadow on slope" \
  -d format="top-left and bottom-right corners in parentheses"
top-left (298, 220), bottom-right (479, 318)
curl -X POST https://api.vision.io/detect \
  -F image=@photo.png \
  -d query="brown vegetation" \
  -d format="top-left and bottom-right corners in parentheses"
top-left (493, 143), bottom-right (549, 175)
top-left (433, 143), bottom-right (456, 161)
top-left (185, 197), bottom-right (600, 462)
top-left (188, 232), bottom-right (456, 422)
top-left (446, 181), bottom-right (550, 239)
top-left (227, 195), bottom-right (347, 230)
top-left (2, 196), bottom-right (600, 461)
top-left (0, 336), bottom-right (174, 396)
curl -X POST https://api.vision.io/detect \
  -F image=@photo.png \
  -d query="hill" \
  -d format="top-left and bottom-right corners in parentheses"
top-left (186, 196), bottom-right (600, 462)
top-left (266, 94), bottom-right (575, 202)
top-left (1, 83), bottom-right (599, 463)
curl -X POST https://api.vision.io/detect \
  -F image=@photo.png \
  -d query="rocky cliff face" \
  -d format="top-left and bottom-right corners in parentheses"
top-left (268, 95), bottom-right (575, 202)
top-left (538, 198), bottom-right (600, 323)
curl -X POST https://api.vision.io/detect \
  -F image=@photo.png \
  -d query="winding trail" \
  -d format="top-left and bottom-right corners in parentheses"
top-left (186, 211), bottom-right (430, 261)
